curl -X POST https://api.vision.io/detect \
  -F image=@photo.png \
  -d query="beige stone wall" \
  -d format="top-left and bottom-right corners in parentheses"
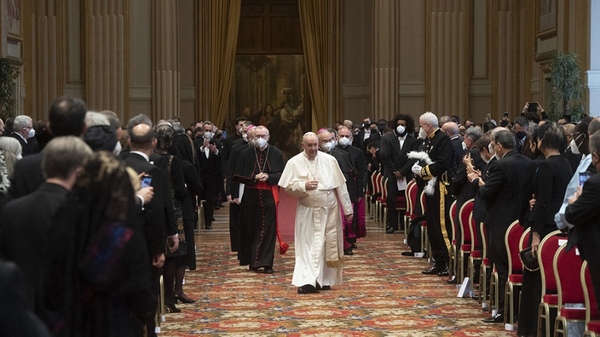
top-left (3, 0), bottom-right (592, 125)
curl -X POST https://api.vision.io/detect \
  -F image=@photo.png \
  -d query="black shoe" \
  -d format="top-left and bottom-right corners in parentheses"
top-left (316, 283), bottom-right (332, 291)
top-left (351, 243), bottom-right (358, 249)
top-left (385, 227), bottom-right (397, 234)
top-left (422, 265), bottom-right (443, 275)
top-left (165, 301), bottom-right (181, 313)
top-left (482, 313), bottom-right (503, 323)
top-left (298, 284), bottom-right (319, 294)
top-left (344, 249), bottom-right (354, 256)
top-left (446, 276), bottom-right (457, 284)
top-left (264, 266), bottom-right (274, 274)
top-left (437, 268), bottom-right (449, 276)
top-left (174, 293), bottom-right (195, 304)
top-left (401, 251), bottom-right (415, 256)
top-left (205, 224), bottom-right (212, 230)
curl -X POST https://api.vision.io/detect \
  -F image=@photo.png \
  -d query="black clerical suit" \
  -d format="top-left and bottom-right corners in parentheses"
top-left (478, 149), bottom-right (530, 317)
top-left (227, 138), bottom-right (251, 252)
top-left (232, 144), bottom-right (284, 271)
top-left (380, 131), bottom-right (419, 231)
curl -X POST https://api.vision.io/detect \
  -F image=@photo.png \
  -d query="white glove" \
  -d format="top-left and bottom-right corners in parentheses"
top-left (411, 162), bottom-right (422, 177)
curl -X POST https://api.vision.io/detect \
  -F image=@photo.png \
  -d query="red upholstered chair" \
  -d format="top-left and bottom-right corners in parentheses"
top-left (448, 200), bottom-right (458, 280)
top-left (553, 243), bottom-right (586, 337)
top-left (503, 220), bottom-right (525, 327)
top-left (382, 178), bottom-right (408, 229)
top-left (478, 222), bottom-right (493, 306)
top-left (394, 192), bottom-right (407, 232)
top-left (404, 179), bottom-right (420, 226)
top-left (582, 261), bottom-right (600, 337)
top-left (457, 199), bottom-right (475, 283)
top-left (536, 230), bottom-right (567, 337)
top-left (373, 172), bottom-right (384, 224)
top-left (418, 190), bottom-right (430, 256)
top-left (467, 212), bottom-right (483, 292)
top-left (365, 171), bottom-right (375, 219)
top-left (380, 177), bottom-right (389, 227)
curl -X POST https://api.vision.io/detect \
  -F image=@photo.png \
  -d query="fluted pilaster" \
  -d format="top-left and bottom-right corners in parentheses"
top-left (30, 0), bottom-right (64, 116)
top-left (372, 0), bottom-right (398, 120)
top-left (427, 0), bottom-right (469, 118)
top-left (85, 0), bottom-right (128, 115)
top-left (151, 0), bottom-right (180, 121)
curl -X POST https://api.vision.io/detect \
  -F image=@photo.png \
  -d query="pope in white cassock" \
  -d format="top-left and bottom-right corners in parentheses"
top-left (278, 132), bottom-right (354, 294)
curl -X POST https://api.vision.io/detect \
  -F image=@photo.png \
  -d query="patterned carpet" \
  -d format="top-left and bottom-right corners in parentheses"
top-left (158, 238), bottom-right (514, 336)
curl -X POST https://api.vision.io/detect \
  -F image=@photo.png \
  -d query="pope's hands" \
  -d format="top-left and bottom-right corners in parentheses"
top-left (305, 180), bottom-right (319, 190)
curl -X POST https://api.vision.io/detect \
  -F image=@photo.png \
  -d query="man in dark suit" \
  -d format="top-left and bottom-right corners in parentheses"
top-left (478, 128), bottom-right (531, 323)
top-left (9, 96), bottom-right (87, 199)
top-left (0, 137), bottom-right (92, 322)
top-left (122, 117), bottom-right (178, 337)
top-left (353, 118), bottom-right (381, 157)
top-left (413, 112), bottom-right (453, 276)
top-left (337, 126), bottom-right (369, 248)
top-left (565, 129), bottom-right (600, 315)
top-left (448, 127), bottom-right (485, 283)
top-left (196, 121), bottom-right (223, 229)
top-left (380, 114), bottom-right (419, 233)
top-left (9, 115), bottom-right (38, 157)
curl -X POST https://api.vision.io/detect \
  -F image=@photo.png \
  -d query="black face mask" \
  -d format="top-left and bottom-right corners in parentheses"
top-left (516, 131), bottom-right (526, 139)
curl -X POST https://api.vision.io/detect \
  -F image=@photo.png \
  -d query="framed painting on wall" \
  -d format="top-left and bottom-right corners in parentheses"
top-left (229, 54), bottom-right (310, 161)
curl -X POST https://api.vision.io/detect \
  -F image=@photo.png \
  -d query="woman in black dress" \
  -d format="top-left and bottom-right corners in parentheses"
top-left (517, 122), bottom-right (572, 336)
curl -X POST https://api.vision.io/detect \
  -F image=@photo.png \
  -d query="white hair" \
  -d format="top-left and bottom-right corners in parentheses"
top-left (420, 112), bottom-right (438, 128)
top-left (13, 115), bottom-right (32, 130)
top-left (85, 111), bottom-right (110, 127)
top-left (0, 137), bottom-right (22, 157)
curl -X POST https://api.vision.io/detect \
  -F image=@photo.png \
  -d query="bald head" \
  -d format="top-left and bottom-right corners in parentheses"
top-left (442, 122), bottom-right (459, 138)
top-left (129, 123), bottom-right (155, 151)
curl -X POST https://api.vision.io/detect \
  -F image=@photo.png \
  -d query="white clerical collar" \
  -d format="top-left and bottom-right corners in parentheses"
top-left (131, 150), bottom-right (150, 162)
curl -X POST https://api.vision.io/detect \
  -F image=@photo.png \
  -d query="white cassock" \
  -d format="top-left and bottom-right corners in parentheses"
top-left (278, 151), bottom-right (353, 287)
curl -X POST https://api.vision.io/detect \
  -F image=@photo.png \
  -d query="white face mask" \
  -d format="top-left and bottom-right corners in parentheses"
top-left (569, 139), bottom-right (580, 155)
top-left (461, 141), bottom-right (467, 151)
top-left (17, 153), bottom-right (22, 160)
top-left (338, 137), bottom-right (351, 147)
top-left (321, 141), bottom-right (333, 152)
top-left (396, 125), bottom-right (406, 135)
top-left (488, 143), bottom-right (496, 156)
top-left (254, 137), bottom-right (268, 149)
top-left (418, 127), bottom-right (427, 139)
top-left (203, 131), bottom-right (213, 139)
top-left (112, 141), bottom-right (122, 156)
top-left (28, 128), bottom-right (35, 138)
top-left (242, 133), bottom-right (248, 142)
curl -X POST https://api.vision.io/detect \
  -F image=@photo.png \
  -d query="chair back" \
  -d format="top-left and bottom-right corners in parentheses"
top-left (479, 222), bottom-right (488, 258)
top-left (505, 220), bottom-right (525, 275)
top-left (538, 230), bottom-right (566, 297)
top-left (381, 177), bottom-right (388, 201)
top-left (582, 261), bottom-right (599, 324)
top-left (519, 227), bottom-right (531, 252)
top-left (458, 199), bottom-right (474, 246)
top-left (418, 190), bottom-right (427, 215)
top-left (405, 179), bottom-right (418, 217)
top-left (449, 200), bottom-right (458, 243)
top-left (468, 213), bottom-right (481, 252)
top-left (554, 243), bottom-right (585, 307)
top-left (373, 172), bottom-right (382, 198)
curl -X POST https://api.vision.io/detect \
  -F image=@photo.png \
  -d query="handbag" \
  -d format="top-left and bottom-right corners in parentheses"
top-left (519, 246), bottom-right (539, 271)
